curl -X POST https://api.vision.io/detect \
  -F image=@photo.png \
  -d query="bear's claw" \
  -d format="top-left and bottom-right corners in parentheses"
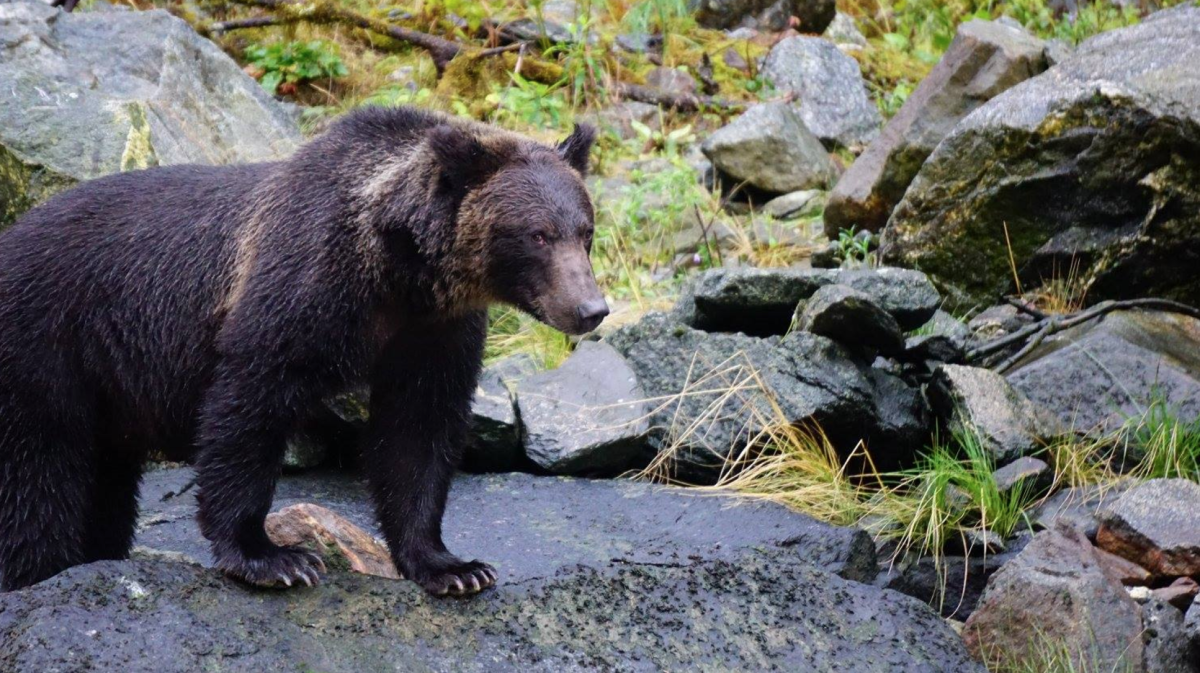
top-left (217, 545), bottom-right (326, 589)
top-left (419, 560), bottom-right (497, 597)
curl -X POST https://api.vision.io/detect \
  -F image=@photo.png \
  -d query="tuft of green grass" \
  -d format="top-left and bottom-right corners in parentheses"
top-left (1121, 393), bottom-right (1200, 482)
top-left (484, 306), bottom-right (573, 371)
top-left (869, 426), bottom-right (1046, 562)
top-left (979, 625), bottom-right (1140, 672)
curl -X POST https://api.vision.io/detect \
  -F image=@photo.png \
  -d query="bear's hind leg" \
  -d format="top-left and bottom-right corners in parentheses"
top-left (0, 398), bottom-right (96, 591)
top-left (83, 450), bottom-right (144, 563)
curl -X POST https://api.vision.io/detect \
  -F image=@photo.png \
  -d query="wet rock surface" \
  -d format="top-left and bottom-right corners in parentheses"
top-left (1096, 479), bottom-right (1200, 578)
top-left (0, 554), bottom-right (980, 673)
top-left (1005, 310), bottom-right (1200, 435)
top-left (673, 266), bottom-right (938, 336)
top-left (0, 1), bottom-right (301, 226)
top-left (463, 365), bottom-right (524, 472)
top-left (516, 342), bottom-right (650, 475)
top-left (0, 468), bottom-right (986, 672)
top-left (963, 525), bottom-right (1146, 670)
top-left (796, 284), bottom-right (905, 356)
top-left (929, 364), bottom-right (1049, 463)
top-left (133, 467), bottom-right (878, 585)
top-left (881, 6), bottom-right (1200, 309)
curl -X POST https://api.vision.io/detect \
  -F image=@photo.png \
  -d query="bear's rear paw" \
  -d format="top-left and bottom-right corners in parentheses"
top-left (216, 544), bottom-right (326, 589)
top-left (410, 556), bottom-right (497, 597)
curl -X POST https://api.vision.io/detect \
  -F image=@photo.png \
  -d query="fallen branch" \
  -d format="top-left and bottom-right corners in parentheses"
top-left (967, 298), bottom-right (1200, 372)
top-left (202, 0), bottom-right (745, 111)
top-left (207, 15), bottom-right (284, 33)
top-left (221, 0), bottom-right (463, 72)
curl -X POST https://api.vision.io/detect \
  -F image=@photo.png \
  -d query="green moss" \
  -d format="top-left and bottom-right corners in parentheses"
top-left (119, 102), bottom-right (159, 173)
top-left (0, 145), bottom-right (76, 229)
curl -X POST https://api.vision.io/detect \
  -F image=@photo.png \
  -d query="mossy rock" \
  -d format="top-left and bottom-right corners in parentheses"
top-left (0, 1), bottom-right (300, 227)
top-left (881, 6), bottom-right (1200, 310)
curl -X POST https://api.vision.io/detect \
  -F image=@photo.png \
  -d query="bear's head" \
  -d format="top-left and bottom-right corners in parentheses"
top-left (429, 123), bottom-right (608, 336)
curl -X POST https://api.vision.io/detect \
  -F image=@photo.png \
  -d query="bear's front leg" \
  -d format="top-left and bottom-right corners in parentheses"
top-left (195, 363), bottom-right (327, 588)
top-left (363, 311), bottom-right (496, 596)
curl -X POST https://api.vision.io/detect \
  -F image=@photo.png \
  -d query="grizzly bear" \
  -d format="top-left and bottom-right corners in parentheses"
top-left (0, 107), bottom-right (605, 595)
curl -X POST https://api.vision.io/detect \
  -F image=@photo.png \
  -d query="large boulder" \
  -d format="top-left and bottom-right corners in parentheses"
top-left (761, 36), bottom-right (881, 149)
top-left (673, 266), bottom-right (940, 335)
top-left (1096, 479), bottom-right (1200, 579)
top-left (0, 1), bottom-right (302, 226)
top-left (963, 525), bottom-right (1146, 670)
top-left (605, 313), bottom-right (929, 477)
top-left (824, 20), bottom-right (1049, 238)
top-left (881, 6), bottom-right (1200, 310)
top-left (701, 102), bottom-right (836, 195)
top-left (691, 0), bottom-right (835, 33)
top-left (0, 468), bottom-right (985, 671)
top-left (1005, 310), bottom-right (1200, 435)
top-left (516, 342), bottom-right (650, 475)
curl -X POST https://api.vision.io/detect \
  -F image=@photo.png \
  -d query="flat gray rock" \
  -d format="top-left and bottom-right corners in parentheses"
top-left (1097, 479), bottom-right (1200, 578)
top-left (824, 19), bottom-right (1047, 236)
top-left (0, 552), bottom-right (979, 672)
top-left (701, 102), bottom-right (837, 194)
top-left (1006, 310), bottom-right (1200, 435)
top-left (0, 1), bottom-right (301, 225)
top-left (881, 6), bottom-right (1200, 309)
top-left (761, 36), bottom-right (881, 149)
top-left (0, 468), bottom-right (988, 671)
top-left (133, 467), bottom-right (879, 585)
top-left (516, 342), bottom-right (650, 475)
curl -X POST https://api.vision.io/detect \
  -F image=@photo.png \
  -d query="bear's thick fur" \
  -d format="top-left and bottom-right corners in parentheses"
top-left (0, 106), bottom-right (603, 595)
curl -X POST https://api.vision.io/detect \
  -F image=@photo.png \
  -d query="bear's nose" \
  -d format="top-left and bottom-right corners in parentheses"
top-left (576, 299), bottom-right (610, 331)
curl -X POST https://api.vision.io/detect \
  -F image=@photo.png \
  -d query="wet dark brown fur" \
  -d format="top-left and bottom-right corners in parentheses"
top-left (0, 106), bottom-right (603, 595)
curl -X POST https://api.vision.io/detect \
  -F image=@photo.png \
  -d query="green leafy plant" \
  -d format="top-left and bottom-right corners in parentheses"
top-left (543, 9), bottom-right (609, 107)
top-left (1121, 393), bottom-right (1200, 482)
top-left (485, 73), bottom-right (568, 127)
top-left (244, 40), bottom-right (348, 95)
top-left (836, 227), bottom-right (873, 265)
top-left (629, 120), bottom-right (694, 157)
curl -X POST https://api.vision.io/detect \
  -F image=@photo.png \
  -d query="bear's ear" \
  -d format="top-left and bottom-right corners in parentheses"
top-left (556, 123), bottom-right (595, 176)
top-left (427, 124), bottom-right (506, 192)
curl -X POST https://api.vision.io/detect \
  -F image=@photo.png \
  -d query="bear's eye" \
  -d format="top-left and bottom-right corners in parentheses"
top-left (531, 232), bottom-right (549, 247)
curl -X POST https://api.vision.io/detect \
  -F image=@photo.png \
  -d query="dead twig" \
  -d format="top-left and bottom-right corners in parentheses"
top-left (611, 82), bottom-right (743, 112)
top-left (968, 298), bottom-right (1200, 370)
